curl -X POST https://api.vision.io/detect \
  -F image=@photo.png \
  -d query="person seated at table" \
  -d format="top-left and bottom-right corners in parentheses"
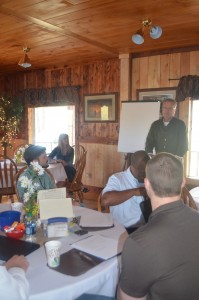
top-left (48, 133), bottom-right (76, 182)
top-left (17, 145), bottom-right (56, 201)
top-left (0, 254), bottom-right (29, 300)
top-left (117, 153), bottom-right (199, 300)
top-left (101, 150), bottom-right (150, 234)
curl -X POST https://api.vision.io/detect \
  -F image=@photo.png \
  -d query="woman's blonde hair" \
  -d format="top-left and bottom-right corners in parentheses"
top-left (58, 134), bottom-right (69, 153)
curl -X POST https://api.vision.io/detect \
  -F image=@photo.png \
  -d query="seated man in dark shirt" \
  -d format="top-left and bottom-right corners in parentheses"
top-left (145, 98), bottom-right (188, 157)
top-left (118, 152), bottom-right (199, 300)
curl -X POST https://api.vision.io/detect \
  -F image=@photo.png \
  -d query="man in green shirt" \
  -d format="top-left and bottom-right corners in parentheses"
top-left (17, 145), bottom-right (56, 202)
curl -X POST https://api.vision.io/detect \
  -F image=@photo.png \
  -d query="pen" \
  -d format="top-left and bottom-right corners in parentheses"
top-left (69, 235), bottom-right (93, 245)
top-left (79, 251), bottom-right (95, 264)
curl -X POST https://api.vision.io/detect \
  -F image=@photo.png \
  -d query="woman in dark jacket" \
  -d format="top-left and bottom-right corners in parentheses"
top-left (48, 133), bottom-right (76, 182)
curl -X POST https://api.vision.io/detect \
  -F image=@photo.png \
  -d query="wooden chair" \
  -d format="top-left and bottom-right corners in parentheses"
top-left (97, 190), bottom-right (110, 213)
top-left (65, 145), bottom-right (87, 203)
top-left (140, 195), bottom-right (152, 223)
top-left (0, 155), bottom-right (18, 202)
top-left (72, 145), bottom-right (86, 169)
top-left (181, 186), bottom-right (198, 211)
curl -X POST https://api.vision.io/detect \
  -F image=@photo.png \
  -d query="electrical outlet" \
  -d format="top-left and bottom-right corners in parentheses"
top-left (86, 173), bottom-right (92, 178)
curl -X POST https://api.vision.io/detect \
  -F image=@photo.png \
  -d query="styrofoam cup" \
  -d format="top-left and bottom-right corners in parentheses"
top-left (11, 202), bottom-right (23, 214)
top-left (11, 203), bottom-right (24, 221)
top-left (45, 240), bottom-right (61, 268)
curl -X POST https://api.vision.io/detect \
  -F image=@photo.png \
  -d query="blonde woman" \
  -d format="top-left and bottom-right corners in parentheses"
top-left (48, 134), bottom-right (76, 182)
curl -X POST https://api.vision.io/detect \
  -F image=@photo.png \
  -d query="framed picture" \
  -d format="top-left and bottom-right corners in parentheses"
top-left (84, 93), bottom-right (117, 122)
top-left (137, 87), bottom-right (177, 101)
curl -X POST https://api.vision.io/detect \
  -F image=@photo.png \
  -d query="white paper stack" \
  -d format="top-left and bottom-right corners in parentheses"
top-left (79, 212), bottom-right (113, 228)
top-left (71, 235), bottom-right (123, 260)
top-left (38, 188), bottom-right (74, 220)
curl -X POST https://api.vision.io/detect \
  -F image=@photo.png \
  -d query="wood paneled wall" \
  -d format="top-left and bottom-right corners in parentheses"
top-left (0, 59), bottom-right (123, 187)
top-left (132, 51), bottom-right (199, 98)
top-left (1, 50), bottom-right (199, 187)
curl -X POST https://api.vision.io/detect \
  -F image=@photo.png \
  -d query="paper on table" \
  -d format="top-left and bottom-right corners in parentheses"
top-left (79, 212), bottom-right (113, 228)
top-left (71, 235), bottom-right (121, 260)
top-left (38, 187), bottom-right (66, 200)
top-left (39, 198), bottom-right (74, 220)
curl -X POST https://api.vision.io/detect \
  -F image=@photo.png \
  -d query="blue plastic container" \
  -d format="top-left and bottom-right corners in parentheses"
top-left (0, 210), bottom-right (21, 231)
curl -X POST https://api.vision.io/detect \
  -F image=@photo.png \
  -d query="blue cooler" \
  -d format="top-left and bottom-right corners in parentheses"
top-left (0, 210), bottom-right (21, 231)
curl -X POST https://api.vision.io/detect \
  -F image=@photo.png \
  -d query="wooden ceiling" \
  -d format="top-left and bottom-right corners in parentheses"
top-left (0, 0), bottom-right (199, 74)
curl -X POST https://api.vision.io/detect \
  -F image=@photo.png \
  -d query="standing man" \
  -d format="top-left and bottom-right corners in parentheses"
top-left (145, 99), bottom-right (188, 157)
top-left (117, 153), bottom-right (199, 300)
top-left (101, 150), bottom-right (150, 234)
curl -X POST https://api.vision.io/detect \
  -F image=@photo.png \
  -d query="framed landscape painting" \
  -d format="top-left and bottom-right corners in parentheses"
top-left (137, 87), bottom-right (176, 101)
top-left (84, 93), bottom-right (117, 122)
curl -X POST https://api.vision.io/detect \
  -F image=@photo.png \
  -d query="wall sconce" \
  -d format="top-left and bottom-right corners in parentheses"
top-left (132, 19), bottom-right (162, 45)
top-left (18, 47), bottom-right (31, 68)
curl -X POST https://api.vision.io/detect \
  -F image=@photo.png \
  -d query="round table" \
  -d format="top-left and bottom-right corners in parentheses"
top-left (26, 206), bottom-right (127, 300)
top-left (189, 187), bottom-right (199, 211)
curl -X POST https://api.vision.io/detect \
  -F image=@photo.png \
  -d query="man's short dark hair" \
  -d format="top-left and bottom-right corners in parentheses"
top-left (146, 152), bottom-right (183, 197)
top-left (131, 150), bottom-right (150, 168)
top-left (24, 145), bottom-right (46, 165)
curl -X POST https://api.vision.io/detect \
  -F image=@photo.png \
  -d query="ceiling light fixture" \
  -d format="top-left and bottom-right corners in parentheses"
top-left (132, 19), bottom-right (162, 45)
top-left (18, 47), bottom-right (31, 68)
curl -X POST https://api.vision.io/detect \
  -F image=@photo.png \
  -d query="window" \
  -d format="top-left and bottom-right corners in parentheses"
top-left (188, 100), bottom-right (199, 178)
top-left (28, 106), bottom-right (75, 154)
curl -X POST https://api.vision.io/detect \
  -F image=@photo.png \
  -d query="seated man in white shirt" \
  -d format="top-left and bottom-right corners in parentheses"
top-left (0, 255), bottom-right (29, 300)
top-left (101, 150), bottom-right (150, 234)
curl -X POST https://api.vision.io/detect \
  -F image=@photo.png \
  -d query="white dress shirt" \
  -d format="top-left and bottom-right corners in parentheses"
top-left (102, 167), bottom-right (145, 228)
top-left (0, 266), bottom-right (29, 300)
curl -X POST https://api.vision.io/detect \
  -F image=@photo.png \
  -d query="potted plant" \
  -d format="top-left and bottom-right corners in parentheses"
top-left (0, 95), bottom-right (23, 155)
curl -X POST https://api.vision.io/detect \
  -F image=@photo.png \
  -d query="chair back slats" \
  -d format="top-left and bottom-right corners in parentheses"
top-left (0, 155), bottom-right (18, 202)
top-left (97, 190), bottom-right (109, 213)
top-left (71, 150), bottom-right (87, 187)
top-left (4, 162), bottom-right (9, 193)
top-left (72, 145), bottom-right (86, 169)
top-left (181, 186), bottom-right (198, 211)
top-left (66, 145), bottom-right (87, 202)
top-left (0, 163), bottom-right (4, 187)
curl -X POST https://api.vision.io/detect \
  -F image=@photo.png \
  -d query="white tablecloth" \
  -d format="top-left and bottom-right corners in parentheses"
top-left (47, 163), bottom-right (67, 183)
top-left (26, 206), bottom-right (127, 300)
top-left (190, 187), bottom-right (199, 211)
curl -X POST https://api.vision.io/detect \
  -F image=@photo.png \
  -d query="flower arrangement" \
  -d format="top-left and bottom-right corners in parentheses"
top-left (15, 144), bottom-right (29, 163)
top-left (18, 161), bottom-right (45, 219)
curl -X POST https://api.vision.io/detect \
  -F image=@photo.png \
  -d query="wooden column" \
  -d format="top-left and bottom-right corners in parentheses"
top-left (119, 53), bottom-right (132, 109)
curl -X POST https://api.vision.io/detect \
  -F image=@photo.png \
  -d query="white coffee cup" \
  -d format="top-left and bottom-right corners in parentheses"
top-left (45, 240), bottom-right (61, 268)
top-left (11, 202), bottom-right (24, 214)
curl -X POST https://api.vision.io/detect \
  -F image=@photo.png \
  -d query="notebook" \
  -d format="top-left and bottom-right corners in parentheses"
top-left (71, 235), bottom-right (121, 260)
top-left (0, 235), bottom-right (40, 261)
top-left (52, 248), bottom-right (103, 276)
top-left (79, 212), bottom-right (114, 230)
